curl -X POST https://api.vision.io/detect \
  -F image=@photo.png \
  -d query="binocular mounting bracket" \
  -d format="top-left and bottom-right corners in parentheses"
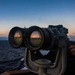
top-left (24, 39), bottom-right (67, 75)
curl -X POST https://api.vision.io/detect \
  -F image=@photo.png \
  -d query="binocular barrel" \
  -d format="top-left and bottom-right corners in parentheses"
top-left (8, 25), bottom-right (74, 51)
top-left (8, 27), bottom-right (27, 48)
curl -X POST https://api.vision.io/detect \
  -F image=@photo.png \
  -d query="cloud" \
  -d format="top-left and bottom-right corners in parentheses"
top-left (0, 33), bottom-right (7, 37)
top-left (72, 33), bottom-right (75, 35)
top-left (68, 35), bottom-right (75, 41)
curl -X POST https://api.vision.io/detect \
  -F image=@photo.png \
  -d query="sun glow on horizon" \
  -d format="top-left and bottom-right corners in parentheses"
top-left (30, 31), bottom-right (42, 39)
top-left (14, 31), bottom-right (22, 38)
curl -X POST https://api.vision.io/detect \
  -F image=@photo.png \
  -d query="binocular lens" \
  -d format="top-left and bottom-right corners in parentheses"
top-left (9, 26), bottom-right (54, 50)
top-left (14, 30), bottom-right (22, 45)
top-left (30, 31), bottom-right (42, 48)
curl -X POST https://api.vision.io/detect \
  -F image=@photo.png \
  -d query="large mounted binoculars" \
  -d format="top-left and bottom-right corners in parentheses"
top-left (8, 25), bottom-right (68, 50)
top-left (8, 25), bottom-right (70, 75)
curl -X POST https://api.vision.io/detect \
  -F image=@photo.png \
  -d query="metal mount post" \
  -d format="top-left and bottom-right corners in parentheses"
top-left (24, 39), bottom-right (67, 75)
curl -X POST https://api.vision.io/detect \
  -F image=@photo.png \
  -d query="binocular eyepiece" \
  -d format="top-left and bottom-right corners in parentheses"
top-left (8, 25), bottom-right (68, 50)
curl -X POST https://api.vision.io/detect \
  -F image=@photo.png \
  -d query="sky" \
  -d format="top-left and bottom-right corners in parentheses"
top-left (0, 0), bottom-right (75, 40)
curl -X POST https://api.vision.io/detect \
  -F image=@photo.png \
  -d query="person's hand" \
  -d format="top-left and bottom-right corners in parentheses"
top-left (69, 45), bottom-right (75, 55)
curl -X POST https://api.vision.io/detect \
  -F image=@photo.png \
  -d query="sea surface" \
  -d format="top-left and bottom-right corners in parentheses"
top-left (0, 40), bottom-right (25, 73)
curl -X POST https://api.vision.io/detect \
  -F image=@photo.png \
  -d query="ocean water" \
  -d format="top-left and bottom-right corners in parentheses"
top-left (0, 40), bottom-right (25, 73)
top-left (0, 37), bottom-right (8, 40)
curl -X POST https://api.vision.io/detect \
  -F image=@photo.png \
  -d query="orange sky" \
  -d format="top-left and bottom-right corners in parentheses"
top-left (0, 32), bottom-right (8, 37)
